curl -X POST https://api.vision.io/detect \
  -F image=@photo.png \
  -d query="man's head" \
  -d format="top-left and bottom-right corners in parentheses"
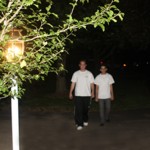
top-left (100, 64), bottom-right (108, 74)
top-left (79, 60), bottom-right (87, 71)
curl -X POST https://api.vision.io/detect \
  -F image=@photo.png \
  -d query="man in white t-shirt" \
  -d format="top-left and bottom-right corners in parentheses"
top-left (69, 60), bottom-right (94, 130)
top-left (95, 64), bottom-right (115, 126)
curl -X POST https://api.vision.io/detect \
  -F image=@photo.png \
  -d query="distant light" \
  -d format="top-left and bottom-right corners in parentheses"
top-left (100, 61), bottom-right (103, 64)
top-left (123, 64), bottom-right (127, 67)
top-left (136, 64), bottom-right (139, 67)
top-left (146, 61), bottom-right (149, 65)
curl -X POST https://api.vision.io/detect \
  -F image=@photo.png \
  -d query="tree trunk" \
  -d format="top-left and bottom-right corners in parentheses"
top-left (55, 53), bottom-right (67, 95)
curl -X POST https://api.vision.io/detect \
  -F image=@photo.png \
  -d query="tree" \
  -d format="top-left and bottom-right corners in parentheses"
top-left (0, 0), bottom-right (124, 99)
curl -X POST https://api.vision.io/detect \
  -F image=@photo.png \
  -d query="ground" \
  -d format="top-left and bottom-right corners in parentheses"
top-left (1, 109), bottom-right (150, 150)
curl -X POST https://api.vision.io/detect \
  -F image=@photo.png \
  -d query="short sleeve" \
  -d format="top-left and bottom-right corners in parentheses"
top-left (94, 76), bottom-right (99, 85)
top-left (71, 72), bottom-right (77, 83)
top-left (109, 75), bottom-right (115, 84)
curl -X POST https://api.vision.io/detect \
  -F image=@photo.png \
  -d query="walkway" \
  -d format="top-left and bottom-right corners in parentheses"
top-left (0, 110), bottom-right (150, 150)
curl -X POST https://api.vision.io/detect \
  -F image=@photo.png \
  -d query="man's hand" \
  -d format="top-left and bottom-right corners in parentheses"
top-left (69, 82), bottom-right (75, 100)
top-left (110, 84), bottom-right (114, 101)
top-left (91, 83), bottom-right (94, 99)
top-left (95, 85), bottom-right (99, 102)
top-left (91, 92), bottom-right (95, 99)
top-left (69, 93), bottom-right (73, 100)
top-left (95, 97), bottom-right (99, 102)
top-left (110, 96), bottom-right (114, 101)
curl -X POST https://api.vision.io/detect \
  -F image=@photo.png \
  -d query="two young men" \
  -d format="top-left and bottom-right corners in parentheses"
top-left (69, 60), bottom-right (115, 130)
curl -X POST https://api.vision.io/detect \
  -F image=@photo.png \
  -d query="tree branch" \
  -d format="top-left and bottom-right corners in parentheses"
top-left (7, 1), bottom-right (24, 23)
top-left (7, 0), bottom-right (15, 11)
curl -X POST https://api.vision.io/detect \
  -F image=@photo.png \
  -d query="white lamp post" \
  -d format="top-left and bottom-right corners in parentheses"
top-left (11, 76), bottom-right (20, 150)
top-left (5, 29), bottom-right (24, 150)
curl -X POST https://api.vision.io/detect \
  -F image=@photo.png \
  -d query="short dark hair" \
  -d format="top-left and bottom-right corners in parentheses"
top-left (100, 64), bottom-right (108, 69)
top-left (79, 59), bottom-right (87, 64)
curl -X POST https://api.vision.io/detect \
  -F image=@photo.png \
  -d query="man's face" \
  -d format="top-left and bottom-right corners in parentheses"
top-left (79, 61), bottom-right (87, 70)
top-left (100, 66), bottom-right (107, 74)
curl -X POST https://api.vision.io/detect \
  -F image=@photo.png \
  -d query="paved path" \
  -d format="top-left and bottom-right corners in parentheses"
top-left (1, 109), bottom-right (150, 150)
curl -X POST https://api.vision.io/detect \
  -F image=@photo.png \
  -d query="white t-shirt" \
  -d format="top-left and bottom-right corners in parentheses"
top-left (94, 73), bottom-right (115, 99)
top-left (71, 70), bottom-right (94, 96)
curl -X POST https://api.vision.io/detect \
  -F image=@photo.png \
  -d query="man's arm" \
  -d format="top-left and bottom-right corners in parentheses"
top-left (91, 83), bottom-right (94, 98)
top-left (69, 82), bottom-right (75, 100)
top-left (110, 84), bottom-right (114, 101)
top-left (95, 85), bottom-right (99, 102)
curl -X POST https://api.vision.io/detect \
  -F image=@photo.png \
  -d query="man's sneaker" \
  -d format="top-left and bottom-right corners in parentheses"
top-left (106, 119), bottom-right (110, 123)
top-left (100, 123), bottom-right (104, 126)
top-left (83, 122), bottom-right (88, 126)
top-left (77, 126), bottom-right (83, 130)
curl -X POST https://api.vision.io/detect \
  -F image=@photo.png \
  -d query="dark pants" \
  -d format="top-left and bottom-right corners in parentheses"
top-left (99, 99), bottom-right (111, 123)
top-left (74, 96), bottom-right (90, 126)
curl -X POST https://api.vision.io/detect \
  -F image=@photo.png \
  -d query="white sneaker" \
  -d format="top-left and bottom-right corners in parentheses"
top-left (77, 126), bottom-right (83, 130)
top-left (83, 122), bottom-right (88, 126)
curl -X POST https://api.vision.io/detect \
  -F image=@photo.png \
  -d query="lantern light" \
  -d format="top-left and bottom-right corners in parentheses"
top-left (5, 29), bottom-right (24, 63)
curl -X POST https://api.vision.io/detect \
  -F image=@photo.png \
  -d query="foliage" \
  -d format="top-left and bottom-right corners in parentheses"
top-left (0, 0), bottom-right (124, 98)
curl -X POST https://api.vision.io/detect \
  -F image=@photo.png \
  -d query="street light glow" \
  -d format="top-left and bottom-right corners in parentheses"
top-left (123, 63), bottom-right (127, 67)
top-left (5, 40), bottom-right (24, 63)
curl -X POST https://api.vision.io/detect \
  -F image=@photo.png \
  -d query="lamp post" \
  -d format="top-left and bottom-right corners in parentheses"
top-left (5, 29), bottom-right (24, 150)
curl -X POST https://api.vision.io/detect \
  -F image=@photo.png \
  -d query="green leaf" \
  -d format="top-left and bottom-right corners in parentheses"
top-left (79, 0), bottom-right (89, 4)
top-left (20, 60), bottom-right (27, 68)
top-left (107, 10), bottom-right (114, 17)
top-left (118, 13), bottom-right (124, 21)
top-left (112, 18), bottom-right (117, 22)
top-left (46, 5), bottom-right (51, 12)
top-left (114, 0), bottom-right (119, 3)
top-left (67, 15), bottom-right (73, 23)
top-left (36, 53), bottom-right (42, 61)
top-left (99, 24), bottom-right (105, 32)
top-left (34, 75), bottom-right (40, 80)
top-left (24, 0), bottom-right (34, 6)
top-left (51, 13), bottom-right (58, 18)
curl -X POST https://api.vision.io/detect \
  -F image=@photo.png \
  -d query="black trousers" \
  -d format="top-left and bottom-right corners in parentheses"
top-left (74, 96), bottom-right (91, 126)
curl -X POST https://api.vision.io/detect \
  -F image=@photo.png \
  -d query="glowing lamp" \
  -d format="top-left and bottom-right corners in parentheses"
top-left (5, 29), bottom-right (24, 63)
top-left (123, 64), bottom-right (127, 67)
